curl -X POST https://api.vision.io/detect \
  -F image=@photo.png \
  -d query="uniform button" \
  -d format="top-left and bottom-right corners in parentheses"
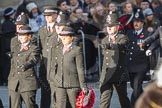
top-left (106, 63), bottom-right (109, 65)
top-left (56, 46), bottom-right (59, 48)
top-left (129, 58), bottom-right (132, 60)
top-left (106, 52), bottom-right (108, 54)
top-left (18, 72), bottom-right (20, 74)
top-left (132, 42), bottom-right (135, 44)
top-left (106, 57), bottom-right (108, 59)
top-left (31, 74), bottom-right (33, 76)
top-left (47, 49), bottom-right (49, 52)
top-left (130, 52), bottom-right (133, 55)
top-left (119, 66), bottom-right (122, 68)
top-left (17, 60), bottom-right (19, 62)
top-left (17, 66), bottom-right (19, 68)
top-left (55, 57), bottom-right (57, 59)
top-left (47, 43), bottom-right (49, 45)
top-left (131, 47), bottom-right (134, 49)
top-left (18, 54), bottom-right (20, 56)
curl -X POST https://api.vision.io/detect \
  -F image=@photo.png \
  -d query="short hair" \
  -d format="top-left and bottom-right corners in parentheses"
top-left (57, 0), bottom-right (66, 7)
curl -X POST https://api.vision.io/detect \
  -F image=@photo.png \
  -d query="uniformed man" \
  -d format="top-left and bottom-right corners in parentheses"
top-left (99, 12), bottom-right (132, 108)
top-left (135, 65), bottom-right (162, 108)
top-left (126, 8), bottom-right (150, 106)
top-left (54, 26), bottom-right (88, 108)
top-left (8, 25), bottom-right (40, 108)
top-left (38, 6), bottom-right (59, 108)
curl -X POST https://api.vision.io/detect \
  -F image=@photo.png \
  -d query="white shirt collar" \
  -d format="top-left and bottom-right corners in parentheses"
top-left (47, 22), bottom-right (55, 29)
top-left (21, 41), bottom-right (30, 46)
top-left (135, 28), bottom-right (143, 35)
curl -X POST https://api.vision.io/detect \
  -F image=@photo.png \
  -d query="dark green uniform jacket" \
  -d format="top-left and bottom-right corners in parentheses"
top-left (100, 33), bottom-right (129, 86)
top-left (53, 44), bottom-right (87, 89)
top-left (8, 36), bottom-right (40, 92)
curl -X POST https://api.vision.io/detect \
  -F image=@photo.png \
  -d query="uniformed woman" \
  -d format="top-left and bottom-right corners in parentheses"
top-left (54, 26), bottom-right (88, 108)
top-left (8, 25), bottom-right (40, 108)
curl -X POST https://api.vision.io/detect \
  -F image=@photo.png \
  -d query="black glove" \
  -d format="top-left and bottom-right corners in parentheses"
top-left (82, 87), bottom-right (89, 95)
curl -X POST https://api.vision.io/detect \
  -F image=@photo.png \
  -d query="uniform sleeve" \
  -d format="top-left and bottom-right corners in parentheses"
top-left (75, 47), bottom-right (87, 88)
top-left (23, 43), bottom-right (40, 71)
top-left (144, 27), bottom-right (161, 44)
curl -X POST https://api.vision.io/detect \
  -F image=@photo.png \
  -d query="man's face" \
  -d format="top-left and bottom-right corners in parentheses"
top-left (60, 36), bottom-right (73, 46)
top-left (133, 20), bottom-right (144, 30)
top-left (55, 25), bottom-right (65, 35)
top-left (140, 2), bottom-right (149, 10)
top-left (75, 8), bottom-right (83, 18)
top-left (70, 0), bottom-right (78, 6)
top-left (18, 34), bottom-right (31, 44)
top-left (45, 14), bottom-right (58, 23)
top-left (106, 25), bottom-right (119, 35)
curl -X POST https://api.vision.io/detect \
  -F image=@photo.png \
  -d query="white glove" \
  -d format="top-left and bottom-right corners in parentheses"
top-left (146, 50), bottom-right (152, 56)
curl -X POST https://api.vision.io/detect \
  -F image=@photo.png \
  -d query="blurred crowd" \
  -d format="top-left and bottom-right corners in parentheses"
top-left (0, 0), bottom-right (162, 108)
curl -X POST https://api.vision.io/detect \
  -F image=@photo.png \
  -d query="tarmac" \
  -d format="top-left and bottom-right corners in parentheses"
top-left (0, 82), bottom-right (136, 108)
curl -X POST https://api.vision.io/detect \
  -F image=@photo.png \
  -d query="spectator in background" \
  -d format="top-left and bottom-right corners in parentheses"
top-left (83, 0), bottom-right (91, 13)
top-left (143, 8), bottom-right (160, 35)
top-left (26, 2), bottom-right (46, 35)
top-left (140, 0), bottom-right (150, 14)
top-left (1, 7), bottom-right (16, 86)
top-left (105, 2), bottom-right (119, 16)
top-left (57, 0), bottom-right (71, 19)
top-left (90, 3), bottom-right (106, 29)
top-left (122, 1), bottom-right (134, 15)
top-left (89, 0), bottom-right (101, 15)
top-left (154, 0), bottom-right (162, 26)
top-left (70, 7), bottom-right (88, 23)
top-left (150, 0), bottom-right (160, 12)
top-left (69, 0), bottom-right (83, 12)
top-left (15, 0), bottom-right (30, 18)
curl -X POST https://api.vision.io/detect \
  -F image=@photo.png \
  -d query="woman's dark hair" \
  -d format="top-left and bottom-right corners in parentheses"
top-left (57, 0), bottom-right (66, 7)
top-left (28, 8), bottom-right (42, 18)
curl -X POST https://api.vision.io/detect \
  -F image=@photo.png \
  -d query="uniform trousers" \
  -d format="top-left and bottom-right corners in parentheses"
top-left (99, 82), bottom-right (132, 108)
top-left (0, 98), bottom-right (3, 108)
top-left (55, 87), bottom-right (80, 108)
top-left (129, 71), bottom-right (147, 106)
top-left (9, 87), bottom-right (38, 108)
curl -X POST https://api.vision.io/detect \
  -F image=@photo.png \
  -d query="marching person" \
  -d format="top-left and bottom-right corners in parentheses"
top-left (47, 14), bottom-right (69, 107)
top-left (38, 6), bottom-right (59, 108)
top-left (135, 64), bottom-right (162, 108)
top-left (8, 25), bottom-right (40, 108)
top-left (0, 98), bottom-right (3, 108)
top-left (54, 26), bottom-right (88, 108)
top-left (99, 12), bottom-right (131, 108)
top-left (126, 9), bottom-right (150, 106)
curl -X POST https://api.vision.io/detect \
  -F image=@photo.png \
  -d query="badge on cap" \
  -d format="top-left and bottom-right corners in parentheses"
top-left (135, 9), bottom-right (140, 18)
